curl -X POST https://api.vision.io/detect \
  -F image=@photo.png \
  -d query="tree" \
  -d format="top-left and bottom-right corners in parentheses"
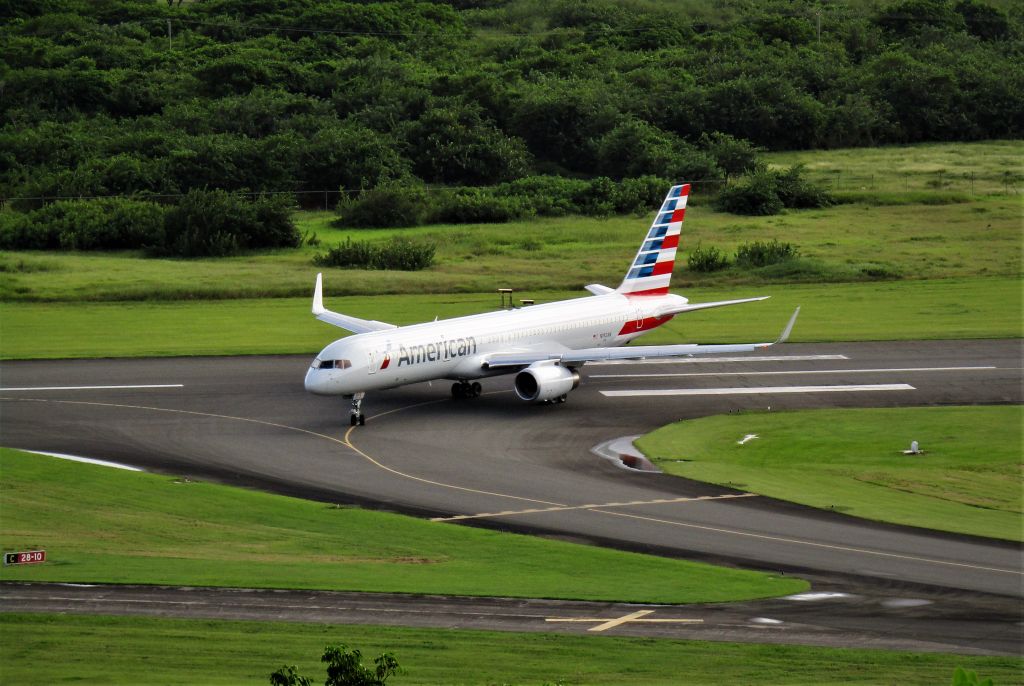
top-left (269, 644), bottom-right (400, 686)
top-left (403, 99), bottom-right (531, 185)
top-left (269, 665), bottom-right (311, 686)
top-left (323, 644), bottom-right (400, 686)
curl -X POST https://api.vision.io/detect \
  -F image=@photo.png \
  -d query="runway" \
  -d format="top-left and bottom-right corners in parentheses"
top-left (1, 339), bottom-right (1021, 652)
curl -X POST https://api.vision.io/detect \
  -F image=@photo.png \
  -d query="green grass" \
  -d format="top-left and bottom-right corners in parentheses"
top-left (0, 449), bottom-right (805, 602)
top-left (2, 614), bottom-right (1021, 686)
top-left (1, 194), bottom-right (1020, 302)
top-left (766, 140), bottom-right (1024, 196)
top-left (636, 407), bottom-right (1023, 541)
top-left (1, 277), bottom-right (1019, 359)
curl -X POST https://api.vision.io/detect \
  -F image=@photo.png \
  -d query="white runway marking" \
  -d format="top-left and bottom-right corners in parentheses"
top-left (0, 384), bottom-right (183, 392)
top-left (431, 493), bottom-right (758, 522)
top-left (601, 384), bottom-right (915, 397)
top-left (591, 366), bottom-right (996, 379)
top-left (589, 354), bottom-right (848, 366)
top-left (21, 450), bottom-right (143, 472)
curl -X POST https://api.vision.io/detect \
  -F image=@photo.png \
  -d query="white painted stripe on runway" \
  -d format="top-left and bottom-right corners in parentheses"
top-left (592, 366), bottom-right (996, 379)
top-left (431, 493), bottom-right (758, 522)
top-left (21, 450), bottom-right (143, 472)
top-left (588, 355), bottom-right (848, 366)
top-left (0, 384), bottom-right (183, 392)
top-left (601, 384), bottom-right (915, 397)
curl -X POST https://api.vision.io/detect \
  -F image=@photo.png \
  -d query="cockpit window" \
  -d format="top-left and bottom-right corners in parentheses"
top-left (312, 358), bottom-right (351, 370)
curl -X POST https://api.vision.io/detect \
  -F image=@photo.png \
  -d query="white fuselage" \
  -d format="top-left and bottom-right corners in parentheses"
top-left (304, 291), bottom-right (686, 396)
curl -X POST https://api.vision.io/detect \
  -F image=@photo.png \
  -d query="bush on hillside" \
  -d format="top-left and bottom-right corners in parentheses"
top-left (159, 189), bottom-right (299, 257)
top-left (314, 237), bottom-right (435, 271)
top-left (687, 243), bottom-right (729, 272)
top-left (735, 239), bottom-right (800, 268)
top-left (334, 181), bottom-right (430, 228)
top-left (715, 166), bottom-right (833, 216)
top-left (0, 198), bottom-right (165, 251)
top-left (429, 189), bottom-right (534, 224)
top-left (715, 171), bottom-right (785, 215)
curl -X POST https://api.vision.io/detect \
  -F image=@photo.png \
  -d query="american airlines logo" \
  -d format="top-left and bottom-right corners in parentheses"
top-left (397, 336), bottom-right (478, 367)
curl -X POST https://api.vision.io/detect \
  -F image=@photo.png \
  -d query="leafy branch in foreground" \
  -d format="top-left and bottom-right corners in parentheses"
top-left (271, 644), bottom-right (400, 686)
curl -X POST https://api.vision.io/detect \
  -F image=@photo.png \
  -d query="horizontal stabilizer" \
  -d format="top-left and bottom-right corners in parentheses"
top-left (312, 273), bottom-right (397, 335)
top-left (585, 284), bottom-right (614, 295)
top-left (655, 295), bottom-right (769, 317)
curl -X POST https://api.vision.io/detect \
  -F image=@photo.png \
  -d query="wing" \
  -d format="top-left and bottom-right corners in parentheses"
top-left (483, 307), bottom-right (800, 370)
top-left (656, 296), bottom-right (769, 316)
top-left (312, 273), bottom-right (397, 334)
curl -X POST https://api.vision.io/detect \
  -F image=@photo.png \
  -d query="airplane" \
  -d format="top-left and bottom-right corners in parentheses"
top-left (305, 183), bottom-right (799, 425)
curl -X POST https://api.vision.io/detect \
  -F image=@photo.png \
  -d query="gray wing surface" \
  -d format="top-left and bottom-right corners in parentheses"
top-left (483, 307), bottom-right (800, 369)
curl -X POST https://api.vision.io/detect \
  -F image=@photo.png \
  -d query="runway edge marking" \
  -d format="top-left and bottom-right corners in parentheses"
top-left (0, 396), bottom-right (564, 509)
top-left (432, 493), bottom-right (759, 522)
top-left (588, 508), bottom-right (1023, 576)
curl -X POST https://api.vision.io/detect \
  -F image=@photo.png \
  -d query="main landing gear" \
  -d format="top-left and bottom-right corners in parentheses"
top-left (348, 392), bottom-right (366, 426)
top-left (451, 381), bottom-right (482, 399)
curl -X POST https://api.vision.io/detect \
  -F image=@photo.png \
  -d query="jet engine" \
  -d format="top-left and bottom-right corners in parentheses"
top-left (514, 363), bottom-right (580, 403)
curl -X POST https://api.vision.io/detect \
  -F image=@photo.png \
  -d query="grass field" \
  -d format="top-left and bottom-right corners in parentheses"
top-left (1, 277), bottom-right (1020, 359)
top-left (0, 449), bottom-right (805, 602)
top-left (0, 192), bottom-right (1019, 303)
top-left (636, 407), bottom-right (1023, 541)
top-left (766, 140), bottom-right (1024, 196)
top-left (2, 613), bottom-right (1021, 685)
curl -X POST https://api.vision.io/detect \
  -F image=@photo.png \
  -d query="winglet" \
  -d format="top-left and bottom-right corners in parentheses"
top-left (776, 306), bottom-right (800, 344)
top-left (313, 272), bottom-right (325, 315)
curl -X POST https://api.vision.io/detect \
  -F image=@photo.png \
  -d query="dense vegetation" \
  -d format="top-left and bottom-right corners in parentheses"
top-left (0, 0), bottom-right (1020, 253)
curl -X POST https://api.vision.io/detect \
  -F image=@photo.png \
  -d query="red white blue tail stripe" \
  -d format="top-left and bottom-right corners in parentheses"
top-left (617, 183), bottom-right (689, 296)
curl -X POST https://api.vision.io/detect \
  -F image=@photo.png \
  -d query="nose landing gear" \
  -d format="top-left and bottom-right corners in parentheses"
top-left (349, 392), bottom-right (366, 426)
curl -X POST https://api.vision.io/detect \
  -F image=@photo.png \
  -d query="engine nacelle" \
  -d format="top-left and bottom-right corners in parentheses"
top-left (514, 363), bottom-right (580, 403)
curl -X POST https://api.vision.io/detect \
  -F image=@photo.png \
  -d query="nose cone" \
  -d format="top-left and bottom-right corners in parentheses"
top-left (304, 365), bottom-right (326, 395)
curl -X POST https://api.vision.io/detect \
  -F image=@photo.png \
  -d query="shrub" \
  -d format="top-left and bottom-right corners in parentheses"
top-left (0, 199), bottom-right (166, 251)
top-left (494, 175), bottom-right (593, 217)
top-left (773, 164), bottom-right (834, 209)
top-left (429, 189), bottom-right (533, 224)
top-left (715, 166), bottom-right (833, 215)
top-left (0, 210), bottom-right (57, 250)
top-left (687, 243), bottom-right (729, 272)
top-left (159, 189), bottom-right (299, 257)
top-left (699, 132), bottom-right (764, 177)
top-left (334, 181), bottom-right (430, 228)
top-left (611, 175), bottom-right (672, 214)
top-left (715, 171), bottom-right (784, 216)
top-left (314, 237), bottom-right (435, 271)
top-left (735, 239), bottom-right (800, 268)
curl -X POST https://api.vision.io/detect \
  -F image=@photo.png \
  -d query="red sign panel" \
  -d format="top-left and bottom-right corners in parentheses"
top-left (4, 550), bottom-right (46, 565)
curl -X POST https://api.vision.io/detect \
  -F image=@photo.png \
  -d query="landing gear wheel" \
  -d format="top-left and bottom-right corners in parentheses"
top-left (557, 394), bottom-right (567, 404)
top-left (348, 392), bottom-right (366, 427)
top-left (453, 381), bottom-right (481, 399)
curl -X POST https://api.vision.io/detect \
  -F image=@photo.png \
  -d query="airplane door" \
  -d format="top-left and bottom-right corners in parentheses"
top-left (367, 350), bottom-right (377, 374)
top-left (632, 306), bottom-right (644, 331)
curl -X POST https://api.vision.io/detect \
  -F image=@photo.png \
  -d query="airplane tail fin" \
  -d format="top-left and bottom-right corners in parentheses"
top-left (616, 183), bottom-right (689, 297)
